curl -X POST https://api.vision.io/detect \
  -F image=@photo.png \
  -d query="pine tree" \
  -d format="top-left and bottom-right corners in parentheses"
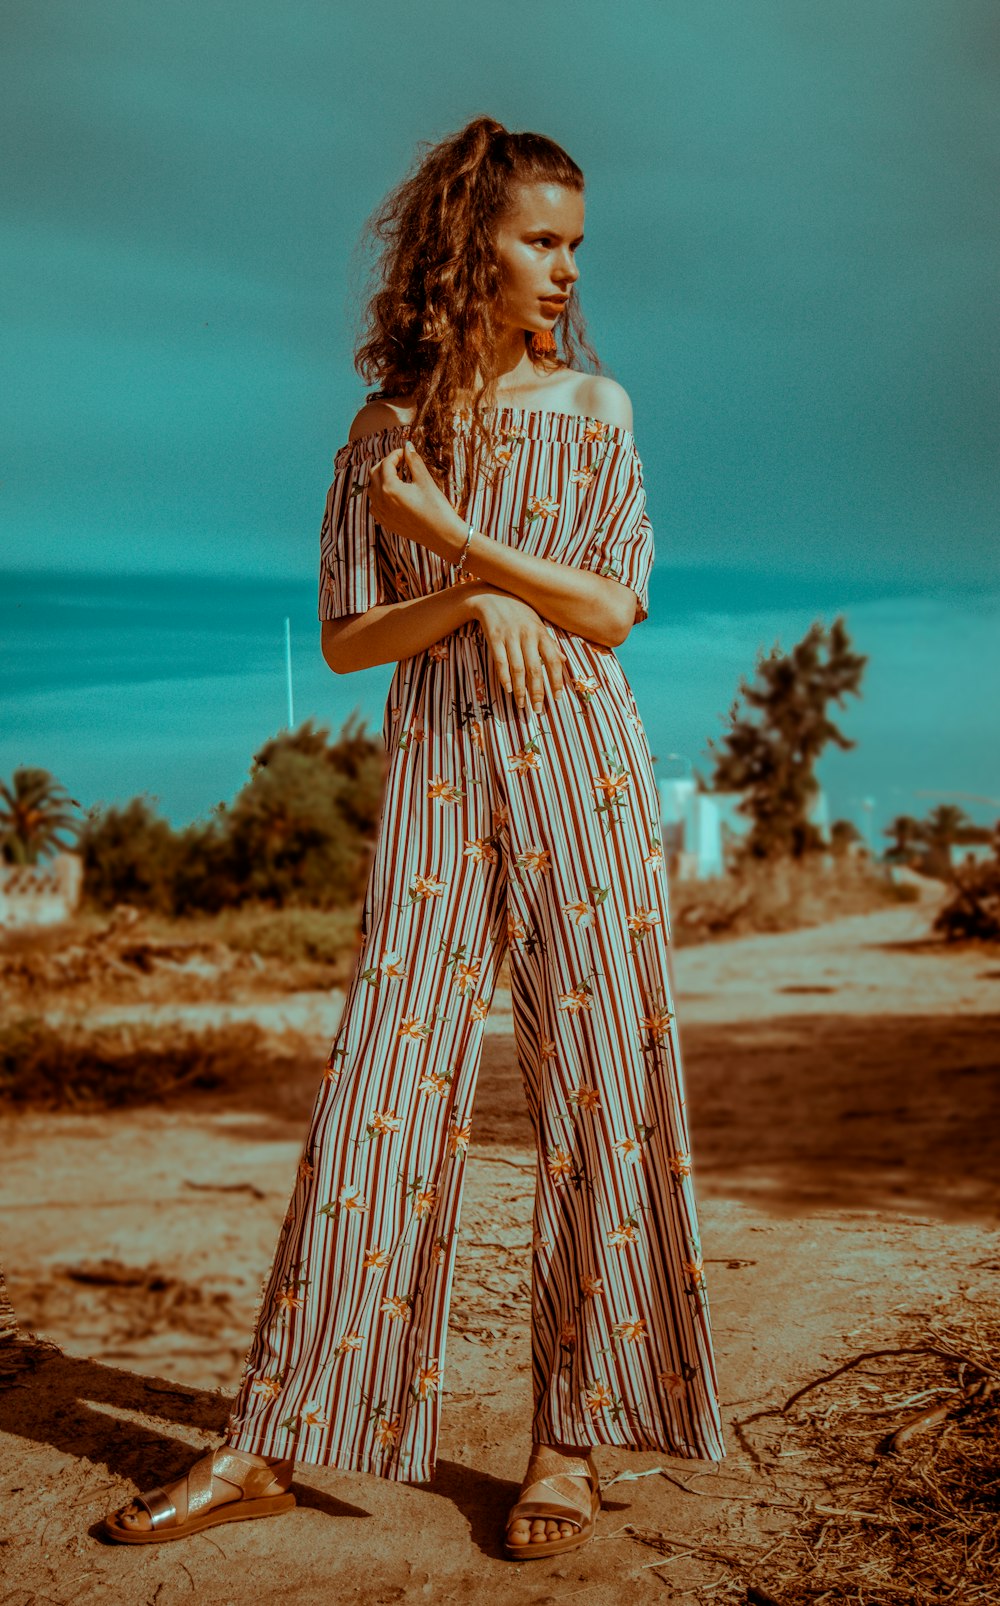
top-left (705, 616), bottom-right (867, 860)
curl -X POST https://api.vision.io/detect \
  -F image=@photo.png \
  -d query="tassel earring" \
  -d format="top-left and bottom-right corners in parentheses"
top-left (529, 327), bottom-right (558, 356)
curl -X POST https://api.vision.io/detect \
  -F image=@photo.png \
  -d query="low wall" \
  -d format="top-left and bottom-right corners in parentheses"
top-left (0, 853), bottom-right (84, 930)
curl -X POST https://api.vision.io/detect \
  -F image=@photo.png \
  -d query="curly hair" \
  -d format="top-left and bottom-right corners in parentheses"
top-left (350, 115), bottom-right (604, 516)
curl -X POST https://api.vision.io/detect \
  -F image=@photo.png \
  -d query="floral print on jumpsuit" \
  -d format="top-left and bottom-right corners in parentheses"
top-left (223, 405), bottom-right (727, 1483)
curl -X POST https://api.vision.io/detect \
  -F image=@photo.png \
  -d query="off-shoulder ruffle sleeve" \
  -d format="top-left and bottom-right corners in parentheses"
top-left (577, 434), bottom-right (655, 625)
top-left (317, 438), bottom-right (391, 621)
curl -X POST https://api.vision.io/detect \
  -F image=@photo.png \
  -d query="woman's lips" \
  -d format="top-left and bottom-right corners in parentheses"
top-left (540, 298), bottom-right (567, 311)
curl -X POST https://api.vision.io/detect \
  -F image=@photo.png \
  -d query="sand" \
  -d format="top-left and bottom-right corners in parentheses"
top-left (1, 873), bottom-right (998, 1604)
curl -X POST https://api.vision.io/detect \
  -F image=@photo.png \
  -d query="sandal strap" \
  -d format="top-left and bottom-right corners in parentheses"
top-left (119, 1448), bottom-right (285, 1532)
top-left (507, 1447), bottom-right (598, 1532)
top-left (508, 1478), bottom-right (590, 1528)
top-left (167, 1446), bottom-right (281, 1524)
top-left (523, 1444), bottom-right (594, 1485)
top-left (211, 1448), bottom-right (283, 1501)
top-left (142, 1438), bottom-right (274, 1522)
top-left (175, 1452), bottom-right (211, 1522)
top-left (133, 1487), bottom-right (177, 1530)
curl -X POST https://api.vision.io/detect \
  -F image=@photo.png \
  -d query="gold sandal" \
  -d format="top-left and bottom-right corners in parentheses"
top-left (503, 1444), bottom-right (601, 1559)
top-left (101, 1446), bottom-right (296, 1544)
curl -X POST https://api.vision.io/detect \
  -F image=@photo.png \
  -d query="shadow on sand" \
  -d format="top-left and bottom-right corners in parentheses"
top-left (0, 1340), bottom-right (562, 1562)
top-left (679, 1009), bottom-right (1000, 1223)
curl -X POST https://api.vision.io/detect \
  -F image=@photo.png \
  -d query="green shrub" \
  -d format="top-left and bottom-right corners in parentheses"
top-left (77, 796), bottom-right (184, 915)
top-left (77, 717), bottom-right (386, 916)
top-left (224, 749), bottom-right (361, 909)
top-left (933, 856), bottom-right (1000, 941)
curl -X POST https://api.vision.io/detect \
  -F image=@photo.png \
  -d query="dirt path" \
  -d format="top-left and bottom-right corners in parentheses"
top-left (2, 883), bottom-right (998, 1604)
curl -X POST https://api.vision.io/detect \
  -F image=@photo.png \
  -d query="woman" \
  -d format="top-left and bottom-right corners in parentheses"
top-left (102, 115), bottom-right (726, 1559)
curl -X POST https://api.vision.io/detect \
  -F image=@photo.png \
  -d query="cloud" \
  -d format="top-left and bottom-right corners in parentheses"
top-left (1, 1), bottom-right (997, 587)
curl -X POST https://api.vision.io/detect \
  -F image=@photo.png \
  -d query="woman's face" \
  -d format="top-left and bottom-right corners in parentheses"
top-left (493, 180), bottom-right (584, 336)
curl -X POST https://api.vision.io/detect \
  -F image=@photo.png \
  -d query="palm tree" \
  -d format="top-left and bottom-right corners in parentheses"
top-left (922, 804), bottom-right (969, 879)
top-left (884, 814), bottom-right (924, 863)
top-left (0, 767), bottom-right (81, 866)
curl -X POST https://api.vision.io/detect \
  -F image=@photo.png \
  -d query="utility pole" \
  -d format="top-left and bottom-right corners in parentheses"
top-left (848, 794), bottom-right (877, 852)
top-left (284, 616), bottom-right (294, 730)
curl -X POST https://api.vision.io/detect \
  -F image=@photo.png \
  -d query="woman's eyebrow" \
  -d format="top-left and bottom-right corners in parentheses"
top-left (524, 228), bottom-right (585, 243)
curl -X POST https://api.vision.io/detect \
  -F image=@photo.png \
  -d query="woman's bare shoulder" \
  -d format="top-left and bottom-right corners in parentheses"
top-left (344, 376), bottom-right (633, 439)
top-left (347, 396), bottom-right (416, 442)
top-left (500, 368), bottom-right (633, 429)
top-left (574, 374), bottom-right (634, 431)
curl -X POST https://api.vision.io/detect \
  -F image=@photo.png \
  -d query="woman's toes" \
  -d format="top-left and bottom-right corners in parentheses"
top-left (533, 1518), bottom-right (565, 1543)
top-left (117, 1501), bottom-right (150, 1531)
top-left (508, 1512), bottom-right (581, 1547)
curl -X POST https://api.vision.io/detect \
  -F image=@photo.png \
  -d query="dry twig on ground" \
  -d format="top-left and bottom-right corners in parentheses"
top-left (711, 1306), bottom-right (1000, 1606)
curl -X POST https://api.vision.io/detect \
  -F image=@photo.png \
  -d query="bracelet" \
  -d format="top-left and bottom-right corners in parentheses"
top-left (453, 521), bottom-right (476, 581)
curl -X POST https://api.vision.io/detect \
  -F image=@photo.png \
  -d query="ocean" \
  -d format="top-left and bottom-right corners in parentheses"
top-left (2, 566), bottom-right (996, 840)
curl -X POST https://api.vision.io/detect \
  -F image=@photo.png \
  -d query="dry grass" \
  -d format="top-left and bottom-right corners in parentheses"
top-left (626, 1303), bottom-right (1000, 1605)
top-left (0, 902), bottom-right (362, 1004)
top-left (670, 856), bottom-right (920, 946)
top-left (142, 901), bottom-right (364, 964)
top-left (0, 1014), bottom-right (314, 1111)
top-left (0, 898), bottom-right (364, 961)
top-left (756, 1313), bottom-right (1000, 1605)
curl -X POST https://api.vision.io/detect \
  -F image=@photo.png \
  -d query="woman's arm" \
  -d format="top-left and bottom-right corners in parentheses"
top-left (366, 444), bottom-right (639, 649)
top-left (432, 535), bottom-right (637, 648)
top-left (359, 477), bottom-right (636, 652)
top-left (323, 559), bottom-right (630, 675)
top-left (322, 581), bottom-right (484, 674)
top-left (335, 381), bottom-right (643, 664)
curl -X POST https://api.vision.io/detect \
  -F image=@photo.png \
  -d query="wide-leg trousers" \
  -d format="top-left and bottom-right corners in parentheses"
top-left (223, 623), bottom-right (726, 1482)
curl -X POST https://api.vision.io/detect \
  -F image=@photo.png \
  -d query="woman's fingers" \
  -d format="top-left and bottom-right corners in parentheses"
top-left (522, 650), bottom-right (555, 711)
top-left (540, 637), bottom-right (568, 700)
top-left (499, 642), bottom-right (539, 711)
top-left (501, 638), bottom-right (568, 711)
top-left (503, 640), bottom-right (528, 708)
top-left (483, 619), bottom-right (569, 712)
top-left (486, 633), bottom-right (514, 697)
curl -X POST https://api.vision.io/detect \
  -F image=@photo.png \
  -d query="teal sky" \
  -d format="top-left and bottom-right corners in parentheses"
top-left (2, 1), bottom-right (998, 838)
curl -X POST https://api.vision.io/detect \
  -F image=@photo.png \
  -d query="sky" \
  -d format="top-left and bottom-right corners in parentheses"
top-left (2, 0), bottom-right (998, 841)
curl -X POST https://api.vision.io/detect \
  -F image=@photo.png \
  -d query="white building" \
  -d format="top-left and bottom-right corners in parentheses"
top-left (658, 779), bottom-right (831, 881)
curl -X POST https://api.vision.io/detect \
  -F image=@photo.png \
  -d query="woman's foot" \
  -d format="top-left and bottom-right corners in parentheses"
top-left (505, 1443), bottom-right (596, 1549)
top-left (112, 1447), bottom-right (293, 1535)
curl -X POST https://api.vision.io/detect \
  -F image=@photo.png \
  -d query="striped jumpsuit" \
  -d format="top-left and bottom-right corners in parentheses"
top-left (223, 406), bottom-right (727, 1483)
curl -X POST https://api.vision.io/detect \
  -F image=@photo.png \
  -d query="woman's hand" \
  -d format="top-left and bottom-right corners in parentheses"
top-left (467, 588), bottom-right (569, 712)
top-left (366, 441), bottom-right (463, 560)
